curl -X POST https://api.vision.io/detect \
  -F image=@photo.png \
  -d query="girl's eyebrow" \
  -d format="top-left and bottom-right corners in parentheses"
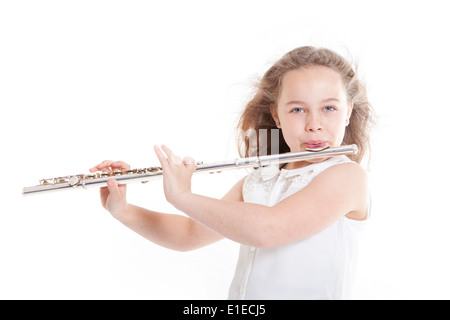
top-left (286, 99), bottom-right (307, 106)
top-left (285, 98), bottom-right (341, 106)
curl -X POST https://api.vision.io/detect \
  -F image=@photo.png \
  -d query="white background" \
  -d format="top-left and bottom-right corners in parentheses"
top-left (1, 0), bottom-right (449, 299)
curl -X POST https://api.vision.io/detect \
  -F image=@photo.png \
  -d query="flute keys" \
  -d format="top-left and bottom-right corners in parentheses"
top-left (68, 175), bottom-right (80, 186)
top-left (40, 178), bottom-right (54, 185)
top-left (84, 174), bottom-right (97, 180)
top-left (147, 166), bottom-right (161, 173)
top-left (138, 167), bottom-right (162, 183)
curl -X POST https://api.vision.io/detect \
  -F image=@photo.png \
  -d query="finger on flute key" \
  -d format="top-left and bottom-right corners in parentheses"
top-left (110, 161), bottom-right (131, 170)
top-left (90, 160), bottom-right (114, 173)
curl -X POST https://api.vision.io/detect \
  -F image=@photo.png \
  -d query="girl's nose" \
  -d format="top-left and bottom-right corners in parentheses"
top-left (305, 114), bottom-right (323, 132)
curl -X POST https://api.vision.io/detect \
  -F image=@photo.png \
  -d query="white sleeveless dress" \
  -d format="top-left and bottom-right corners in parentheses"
top-left (228, 155), bottom-right (367, 300)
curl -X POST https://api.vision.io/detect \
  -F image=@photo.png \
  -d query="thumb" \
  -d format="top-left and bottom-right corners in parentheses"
top-left (182, 156), bottom-right (197, 174)
top-left (107, 178), bottom-right (120, 196)
top-left (182, 156), bottom-right (196, 166)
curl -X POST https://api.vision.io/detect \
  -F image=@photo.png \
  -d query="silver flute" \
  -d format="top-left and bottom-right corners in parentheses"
top-left (22, 144), bottom-right (357, 196)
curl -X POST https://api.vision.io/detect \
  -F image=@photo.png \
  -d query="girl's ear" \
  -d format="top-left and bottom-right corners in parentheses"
top-left (270, 105), bottom-right (280, 127)
top-left (347, 103), bottom-right (354, 120)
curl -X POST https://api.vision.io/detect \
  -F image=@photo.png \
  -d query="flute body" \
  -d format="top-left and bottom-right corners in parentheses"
top-left (22, 144), bottom-right (357, 196)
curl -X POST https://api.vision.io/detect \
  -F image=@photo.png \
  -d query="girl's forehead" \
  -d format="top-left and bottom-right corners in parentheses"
top-left (282, 66), bottom-right (343, 86)
top-left (280, 67), bottom-right (347, 100)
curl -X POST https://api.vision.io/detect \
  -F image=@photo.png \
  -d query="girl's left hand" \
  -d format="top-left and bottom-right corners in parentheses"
top-left (154, 145), bottom-right (196, 206)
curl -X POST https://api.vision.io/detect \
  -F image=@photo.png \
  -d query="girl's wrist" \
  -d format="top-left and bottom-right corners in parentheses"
top-left (171, 191), bottom-right (193, 211)
top-left (109, 202), bottom-right (131, 221)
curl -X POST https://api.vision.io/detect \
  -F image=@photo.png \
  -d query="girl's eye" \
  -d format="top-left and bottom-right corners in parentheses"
top-left (292, 107), bottom-right (305, 113)
top-left (323, 106), bottom-right (336, 112)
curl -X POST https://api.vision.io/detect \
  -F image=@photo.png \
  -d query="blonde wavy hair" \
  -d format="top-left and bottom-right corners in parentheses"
top-left (237, 46), bottom-right (375, 164)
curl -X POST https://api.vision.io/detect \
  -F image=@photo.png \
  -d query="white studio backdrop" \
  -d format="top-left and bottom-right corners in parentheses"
top-left (1, 0), bottom-right (449, 299)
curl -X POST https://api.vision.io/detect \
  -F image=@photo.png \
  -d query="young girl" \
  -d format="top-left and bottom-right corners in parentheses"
top-left (90, 46), bottom-right (374, 300)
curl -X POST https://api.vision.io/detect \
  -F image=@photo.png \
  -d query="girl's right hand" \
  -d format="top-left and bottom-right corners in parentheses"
top-left (89, 160), bottom-right (130, 218)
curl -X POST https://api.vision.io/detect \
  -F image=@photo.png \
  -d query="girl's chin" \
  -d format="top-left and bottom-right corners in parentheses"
top-left (283, 156), bottom-right (331, 170)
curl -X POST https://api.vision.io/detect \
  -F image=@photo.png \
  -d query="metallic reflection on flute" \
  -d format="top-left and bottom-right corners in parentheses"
top-left (22, 144), bottom-right (357, 196)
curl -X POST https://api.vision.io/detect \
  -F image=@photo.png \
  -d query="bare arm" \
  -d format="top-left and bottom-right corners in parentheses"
top-left (116, 177), bottom-right (245, 251)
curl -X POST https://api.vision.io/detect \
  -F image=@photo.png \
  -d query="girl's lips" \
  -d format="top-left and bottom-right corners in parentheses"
top-left (304, 141), bottom-right (328, 149)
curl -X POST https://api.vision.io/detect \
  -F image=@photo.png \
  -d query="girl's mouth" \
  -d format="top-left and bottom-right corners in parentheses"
top-left (304, 140), bottom-right (328, 150)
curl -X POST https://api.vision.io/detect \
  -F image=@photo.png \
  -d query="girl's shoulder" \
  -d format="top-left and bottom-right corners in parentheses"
top-left (321, 159), bottom-right (366, 180)
top-left (310, 161), bottom-right (369, 220)
top-left (305, 155), bottom-right (366, 184)
top-left (312, 160), bottom-right (367, 190)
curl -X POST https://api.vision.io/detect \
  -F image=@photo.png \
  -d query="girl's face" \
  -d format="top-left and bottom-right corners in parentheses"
top-left (272, 66), bottom-right (352, 166)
